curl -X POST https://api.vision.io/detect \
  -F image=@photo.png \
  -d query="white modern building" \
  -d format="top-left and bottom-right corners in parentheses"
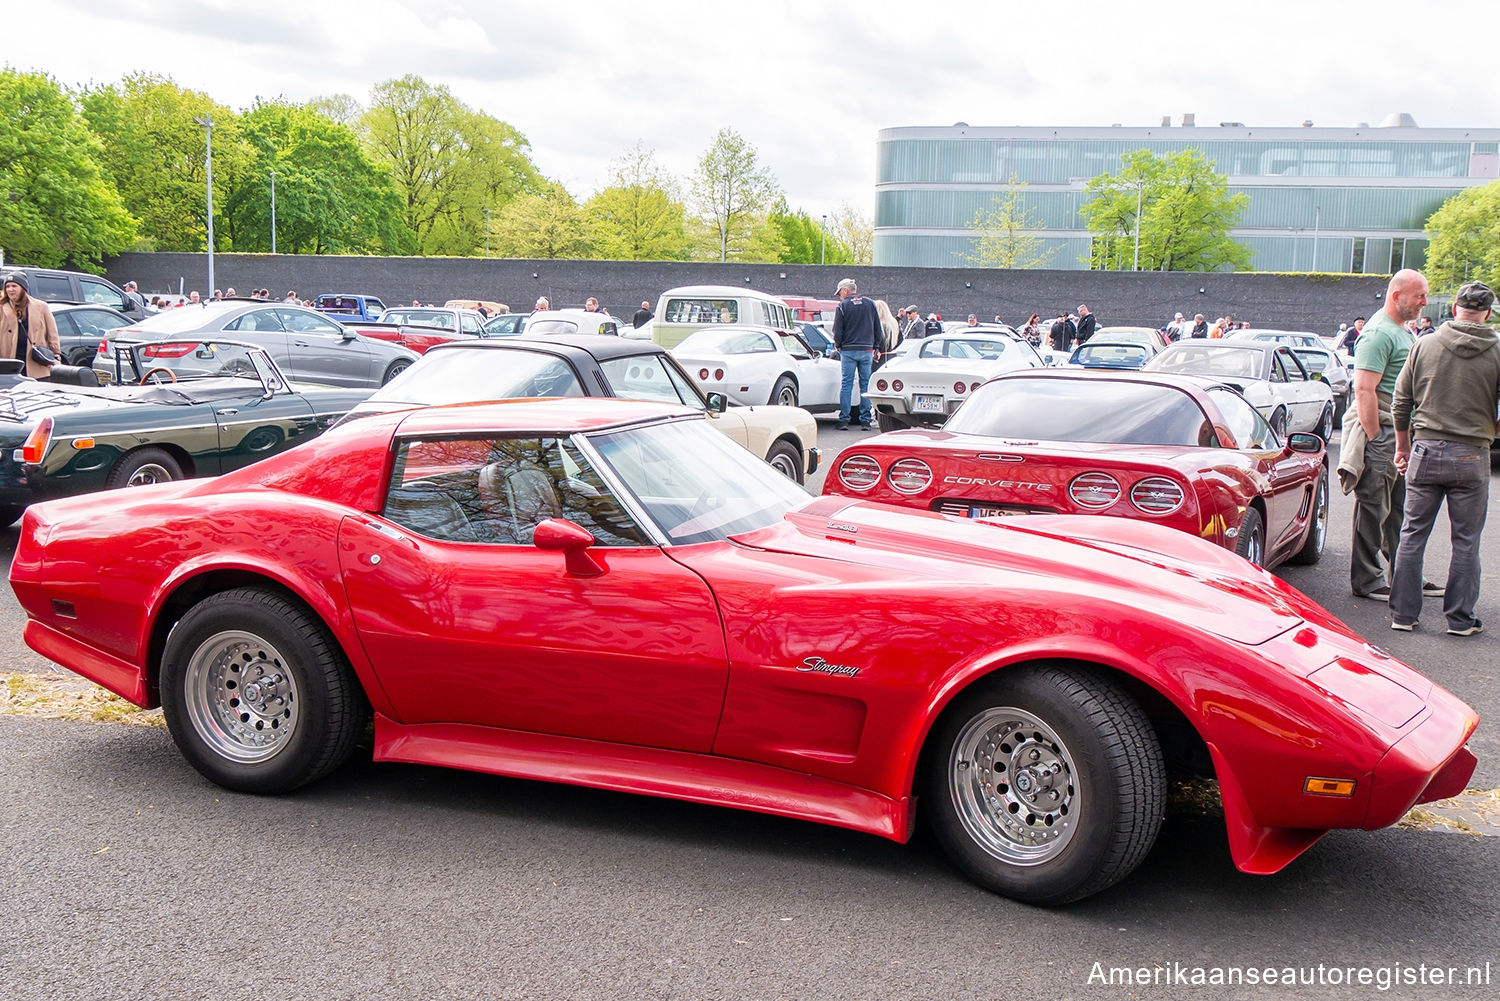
top-left (874, 115), bottom-right (1500, 272)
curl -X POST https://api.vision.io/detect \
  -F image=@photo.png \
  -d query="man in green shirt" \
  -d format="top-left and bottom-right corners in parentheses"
top-left (1350, 269), bottom-right (1431, 600)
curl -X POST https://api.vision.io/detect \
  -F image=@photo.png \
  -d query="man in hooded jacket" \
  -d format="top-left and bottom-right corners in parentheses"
top-left (1389, 281), bottom-right (1500, 635)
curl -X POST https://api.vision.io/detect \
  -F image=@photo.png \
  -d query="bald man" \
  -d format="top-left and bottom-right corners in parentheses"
top-left (1350, 269), bottom-right (1434, 601)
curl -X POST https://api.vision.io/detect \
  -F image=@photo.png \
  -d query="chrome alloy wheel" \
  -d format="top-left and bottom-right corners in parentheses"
top-left (183, 629), bottom-right (301, 763)
top-left (126, 462), bottom-right (178, 487)
top-left (1311, 470), bottom-right (1329, 552)
top-left (949, 707), bottom-right (1081, 865)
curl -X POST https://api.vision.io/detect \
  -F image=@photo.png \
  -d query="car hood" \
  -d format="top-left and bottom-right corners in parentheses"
top-left (731, 495), bottom-right (1311, 645)
top-left (0, 382), bottom-right (187, 425)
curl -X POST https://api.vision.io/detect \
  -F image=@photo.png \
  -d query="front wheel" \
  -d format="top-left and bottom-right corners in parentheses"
top-left (924, 666), bottom-right (1165, 904)
top-left (769, 376), bottom-right (798, 408)
top-left (105, 447), bottom-right (183, 489)
top-left (1268, 407), bottom-right (1288, 441)
top-left (1289, 466), bottom-right (1329, 565)
top-left (159, 587), bottom-right (369, 793)
top-left (381, 360), bottom-right (411, 385)
top-left (1315, 403), bottom-right (1334, 443)
top-left (764, 439), bottom-right (804, 483)
top-left (1235, 507), bottom-right (1265, 566)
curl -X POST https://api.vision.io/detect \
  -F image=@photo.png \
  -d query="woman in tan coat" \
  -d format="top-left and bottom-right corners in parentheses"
top-left (0, 272), bottom-right (61, 379)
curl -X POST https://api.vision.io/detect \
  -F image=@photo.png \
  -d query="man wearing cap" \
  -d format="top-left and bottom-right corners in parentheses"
top-left (831, 277), bottom-right (877, 430)
top-left (123, 280), bottom-right (145, 311)
top-left (900, 305), bottom-right (924, 342)
top-left (1388, 281), bottom-right (1500, 635)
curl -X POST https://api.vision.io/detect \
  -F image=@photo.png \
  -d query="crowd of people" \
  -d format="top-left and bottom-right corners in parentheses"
top-left (134, 285), bottom-right (308, 312)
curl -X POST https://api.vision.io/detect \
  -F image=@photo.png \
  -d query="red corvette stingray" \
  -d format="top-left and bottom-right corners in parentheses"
top-left (9, 398), bottom-right (1476, 904)
top-left (826, 370), bottom-right (1328, 570)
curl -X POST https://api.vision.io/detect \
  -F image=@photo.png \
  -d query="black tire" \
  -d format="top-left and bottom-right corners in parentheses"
top-left (769, 375), bottom-right (798, 408)
top-left (1268, 407), bottom-right (1287, 441)
top-left (876, 411), bottom-right (905, 433)
top-left (1315, 403), bottom-right (1333, 443)
top-left (67, 347), bottom-right (95, 366)
top-left (381, 360), bottom-right (411, 385)
top-left (924, 665), bottom-right (1165, 905)
top-left (764, 438), bottom-right (804, 483)
top-left (1235, 507), bottom-right (1265, 566)
top-left (105, 447), bottom-right (183, 489)
top-left (0, 504), bottom-right (25, 527)
top-left (1289, 465), bottom-right (1329, 566)
top-left (159, 587), bottom-right (369, 793)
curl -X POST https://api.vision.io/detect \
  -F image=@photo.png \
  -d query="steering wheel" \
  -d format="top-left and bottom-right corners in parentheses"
top-left (139, 367), bottom-right (178, 385)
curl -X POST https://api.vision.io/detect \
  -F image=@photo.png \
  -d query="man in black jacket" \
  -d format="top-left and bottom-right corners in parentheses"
top-left (1076, 303), bottom-right (1097, 345)
top-left (831, 277), bottom-right (878, 429)
top-left (1050, 313), bottom-right (1075, 352)
top-left (632, 301), bottom-right (653, 328)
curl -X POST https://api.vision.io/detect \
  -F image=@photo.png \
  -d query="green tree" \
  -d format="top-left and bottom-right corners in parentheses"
top-left (1081, 148), bottom-right (1249, 272)
top-left (585, 143), bottom-right (688, 260)
top-left (490, 183), bottom-right (596, 259)
top-left (0, 69), bottom-right (134, 268)
top-left (829, 202), bottom-right (873, 265)
top-left (690, 128), bottom-right (780, 261)
top-left (227, 100), bottom-right (413, 254)
top-left (80, 73), bottom-right (250, 253)
top-left (359, 76), bottom-right (541, 255)
top-left (764, 199), bottom-right (851, 264)
top-left (1424, 179), bottom-right (1500, 294)
top-left (964, 175), bottom-right (1052, 269)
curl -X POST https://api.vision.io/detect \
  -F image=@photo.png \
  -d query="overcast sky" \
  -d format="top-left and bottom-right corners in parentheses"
top-left (12, 0), bottom-right (1496, 222)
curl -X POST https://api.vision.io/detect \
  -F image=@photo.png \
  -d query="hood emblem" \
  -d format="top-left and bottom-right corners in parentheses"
top-left (797, 656), bottom-right (861, 678)
top-left (827, 520), bottom-right (859, 533)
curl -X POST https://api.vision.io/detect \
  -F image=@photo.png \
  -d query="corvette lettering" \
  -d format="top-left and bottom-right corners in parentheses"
top-left (827, 521), bottom-right (860, 533)
top-left (943, 476), bottom-right (1054, 491)
top-left (797, 657), bottom-right (861, 678)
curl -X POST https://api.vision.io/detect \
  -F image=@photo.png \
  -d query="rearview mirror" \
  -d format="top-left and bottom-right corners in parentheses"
top-left (532, 518), bottom-right (605, 577)
top-left (704, 392), bottom-right (728, 414)
top-left (1287, 431), bottom-right (1323, 453)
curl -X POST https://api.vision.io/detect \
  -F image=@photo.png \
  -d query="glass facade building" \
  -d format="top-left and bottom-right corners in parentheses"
top-left (874, 122), bottom-right (1500, 272)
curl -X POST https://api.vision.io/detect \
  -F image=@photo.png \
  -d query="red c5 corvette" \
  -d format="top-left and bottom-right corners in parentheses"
top-left (9, 398), bottom-right (1476, 904)
top-left (825, 370), bottom-right (1328, 570)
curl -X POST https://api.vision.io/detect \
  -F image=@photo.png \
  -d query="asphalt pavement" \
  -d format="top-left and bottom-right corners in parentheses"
top-left (2, 421), bottom-right (1498, 1000)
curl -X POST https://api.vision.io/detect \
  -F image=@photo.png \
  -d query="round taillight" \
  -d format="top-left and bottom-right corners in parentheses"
top-left (1069, 472), bottom-right (1122, 509)
top-left (1131, 477), bottom-right (1185, 514)
top-left (714, 368), bottom-right (724, 380)
top-left (699, 369), bottom-right (709, 381)
top-left (953, 381), bottom-right (966, 395)
top-left (876, 379), bottom-right (888, 392)
top-left (837, 454), bottom-right (882, 491)
top-left (893, 379), bottom-right (903, 392)
top-left (887, 458), bottom-right (933, 494)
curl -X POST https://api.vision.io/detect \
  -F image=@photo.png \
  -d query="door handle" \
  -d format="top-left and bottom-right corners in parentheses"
top-left (215, 408), bottom-right (238, 416)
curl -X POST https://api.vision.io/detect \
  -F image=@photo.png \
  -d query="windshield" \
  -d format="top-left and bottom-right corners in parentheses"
top-left (945, 377), bottom-right (1214, 447)
top-left (367, 348), bottom-right (584, 405)
top-left (589, 419), bottom-right (808, 545)
top-left (1147, 345), bottom-right (1262, 379)
top-left (383, 309), bottom-right (455, 330)
top-left (676, 328), bottom-right (776, 354)
top-left (919, 337), bottom-right (1011, 360)
top-left (108, 339), bottom-right (281, 389)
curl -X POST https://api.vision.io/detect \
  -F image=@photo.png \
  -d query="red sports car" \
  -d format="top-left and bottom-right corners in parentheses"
top-left (9, 398), bottom-right (1476, 904)
top-left (825, 369), bottom-right (1328, 570)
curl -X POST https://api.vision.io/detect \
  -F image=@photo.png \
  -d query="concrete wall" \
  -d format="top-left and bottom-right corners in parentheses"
top-left (106, 252), bottom-right (1393, 332)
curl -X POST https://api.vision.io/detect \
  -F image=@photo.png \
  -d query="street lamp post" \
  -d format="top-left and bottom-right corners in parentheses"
top-left (1132, 181), bottom-right (1143, 271)
top-left (820, 213), bottom-right (827, 266)
top-left (1311, 204), bottom-right (1320, 274)
top-left (484, 207), bottom-right (491, 257)
top-left (720, 177), bottom-right (730, 263)
top-left (194, 114), bottom-right (215, 296)
top-left (269, 170), bottom-right (276, 255)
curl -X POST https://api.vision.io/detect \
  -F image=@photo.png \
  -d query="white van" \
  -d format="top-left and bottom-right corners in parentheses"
top-left (651, 285), bottom-right (796, 349)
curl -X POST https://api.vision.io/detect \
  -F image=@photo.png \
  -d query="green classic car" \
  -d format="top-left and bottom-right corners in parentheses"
top-left (0, 339), bottom-right (373, 526)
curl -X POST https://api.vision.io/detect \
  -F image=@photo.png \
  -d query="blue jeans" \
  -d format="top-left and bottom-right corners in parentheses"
top-left (1390, 440), bottom-right (1489, 629)
top-left (839, 349), bottom-right (873, 425)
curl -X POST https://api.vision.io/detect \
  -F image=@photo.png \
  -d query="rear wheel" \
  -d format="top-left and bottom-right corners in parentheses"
top-left (924, 666), bottom-right (1165, 904)
top-left (105, 447), bottom-right (183, 489)
top-left (1289, 466), bottom-right (1329, 565)
top-left (160, 587), bottom-right (369, 793)
top-left (1315, 403), bottom-right (1334, 443)
top-left (1268, 407), bottom-right (1288, 440)
top-left (765, 439), bottom-right (804, 483)
top-left (1235, 507), bottom-right (1265, 566)
top-left (769, 376), bottom-right (798, 408)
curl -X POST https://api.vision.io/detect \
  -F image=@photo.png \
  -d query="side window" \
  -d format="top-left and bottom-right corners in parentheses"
top-left (460, 313), bottom-right (481, 335)
top-left (778, 332), bottom-right (812, 360)
top-left (382, 436), bottom-right (650, 546)
top-left (1281, 349), bottom-right (1308, 381)
top-left (1208, 387), bottom-right (1274, 449)
top-left (598, 355), bottom-right (699, 406)
top-left (227, 310), bottom-right (285, 332)
top-left (54, 312), bottom-right (79, 335)
top-left (278, 308), bottom-right (342, 334)
top-left (80, 278), bottom-right (124, 306)
top-left (1269, 354), bottom-right (1287, 382)
top-left (30, 274), bottom-right (73, 300)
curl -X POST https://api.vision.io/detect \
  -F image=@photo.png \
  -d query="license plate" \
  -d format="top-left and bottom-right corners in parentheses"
top-left (912, 394), bottom-right (945, 414)
top-left (969, 505), bottom-right (1021, 518)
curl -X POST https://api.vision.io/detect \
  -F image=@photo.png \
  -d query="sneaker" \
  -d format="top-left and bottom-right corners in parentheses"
top-left (1447, 620), bottom-right (1484, 636)
top-left (1390, 620), bottom-right (1417, 632)
top-left (834, 422), bottom-right (849, 431)
top-left (859, 423), bottom-right (874, 431)
top-left (1422, 581), bottom-right (1446, 598)
top-left (1357, 585), bottom-right (1391, 601)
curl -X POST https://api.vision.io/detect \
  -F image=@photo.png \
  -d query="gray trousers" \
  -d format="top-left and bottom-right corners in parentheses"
top-left (1390, 439), bottom-right (1489, 629)
top-left (1351, 426), bottom-right (1406, 595)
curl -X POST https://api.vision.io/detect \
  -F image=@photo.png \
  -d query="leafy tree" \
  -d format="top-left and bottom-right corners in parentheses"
top-left (0, 69), bottom-right (134, 269)
top-left (1424, 179), bottom-right (1500, 294)
top-left (964, 175), bottom-right (1052, 269)
top-left (80, 73), bottom-right (250, 253)
top-left (308, 93), bottom-right (363, 129)
top-left (764, 199), bottom-right (851, 264)
top-left (690, 128), bottom-right (780, 261)
top-left (490, 183), bottom-right (596, 259)
top-left (829, 202), bottom-right (874, 265)
top-left (585, 143), bottom-right (688, 260)
top-left (359, 76), bottom-right (541, 255)
top-left (1081, 148), bottom-right (1249, 272)
top-left (226, 100), bottom-right (413, 254)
